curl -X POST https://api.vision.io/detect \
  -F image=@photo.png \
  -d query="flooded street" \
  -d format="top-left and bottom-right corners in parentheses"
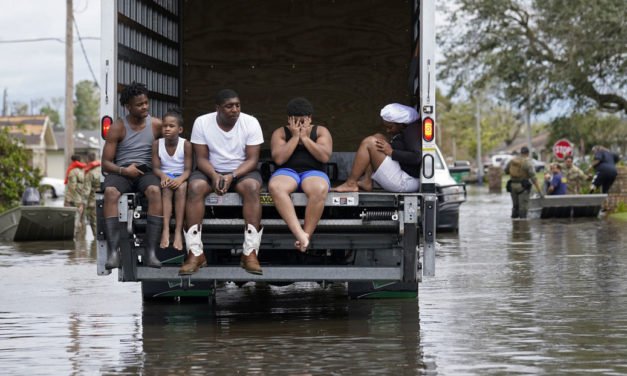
top-left (1, 187), bottom-right (626, 375)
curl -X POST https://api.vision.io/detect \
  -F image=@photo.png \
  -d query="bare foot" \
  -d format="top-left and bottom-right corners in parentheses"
top-left (357, 178), bottom-right (373, 192)
top-left (332, 181), bottom-right (359, 192)
top-left (173, 230), bottom-right (184, 251)
top-left (160, 231), bottom-right (170, 249)
top-left (294, 232), bottom-right (310, 253)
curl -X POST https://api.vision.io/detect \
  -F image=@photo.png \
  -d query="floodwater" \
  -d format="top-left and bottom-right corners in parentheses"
top-left (0, 187), bottom-right (626, 375)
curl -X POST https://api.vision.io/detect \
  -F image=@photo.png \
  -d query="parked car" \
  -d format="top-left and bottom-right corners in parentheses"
top-left (488, 153), bottom-right (545, 173)
top-left (531, 159), bottom-right (546, 172)
top-left (491, 154), bottom-right (514, 168)
top-left (39, 177), bottom-right (65, 199)
top-left (433, 146), bottom-right (467, 231)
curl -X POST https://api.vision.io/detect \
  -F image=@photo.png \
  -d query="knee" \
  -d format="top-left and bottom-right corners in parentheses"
top-left (104, 187), bottom-right (120, 202)
top-left (175, 182), bottom-right (187, 197)
top-left (239, 180), bottom-right (261, 200)
top-left (187, 181), bottom-right (206, 201)
top-left (307, 185), bottom-right (329, 202)
top-left (145, 185), bottom-right (162, 201)
top-left (268, 180), bottom-right (284, 196)
top-left (362, 135), bottom-right (378, 149)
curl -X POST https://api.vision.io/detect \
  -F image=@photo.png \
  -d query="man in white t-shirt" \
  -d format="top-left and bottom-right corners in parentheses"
top-left (180, 89), bottom-right (265, 275)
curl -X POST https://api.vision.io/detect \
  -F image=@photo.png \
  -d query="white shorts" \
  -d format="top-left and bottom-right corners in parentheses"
top-left (371, 156), bottom-right (420, 192)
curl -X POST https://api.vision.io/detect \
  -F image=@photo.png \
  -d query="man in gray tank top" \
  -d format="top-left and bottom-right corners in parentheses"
top-left (101, 82), bottom-right (164, 269)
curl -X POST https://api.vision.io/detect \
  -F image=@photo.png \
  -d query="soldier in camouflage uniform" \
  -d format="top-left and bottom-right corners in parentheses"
top-left (561, 155), bottom-right (587, 194)
top-left (505, 147), bottom-right (544, 219)
top-left (64, 154), bottom-right (86, 238)
top-left (84, 152), bottom-right (101, 238)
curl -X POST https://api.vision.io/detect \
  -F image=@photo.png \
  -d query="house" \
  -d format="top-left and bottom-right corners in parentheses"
top-left (489, 131), bottom-right (550, 161)
top-left (0, 115), bottom-right (102, 179)
top-left (48, 130), bottom-right (101, 179)
top-left (0, 115), bottom-right (57, 174)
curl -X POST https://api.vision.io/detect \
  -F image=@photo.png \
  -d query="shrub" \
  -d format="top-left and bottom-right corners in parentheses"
top-left (0, 127), bottom-right (42, 212)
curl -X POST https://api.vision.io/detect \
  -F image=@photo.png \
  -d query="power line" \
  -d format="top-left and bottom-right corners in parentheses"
top-left (0, 37), bottom-right (99, 44)
top-left (73, 18), bottom-right (99, 87)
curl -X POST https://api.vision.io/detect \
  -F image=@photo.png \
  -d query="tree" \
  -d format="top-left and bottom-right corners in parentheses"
top-left (74, 80), bottom-right (99, 130)
top-left (0, 127), bottom-right (42, 212)
top-left (548, 111), bottom-right (627, 157)
top-left (40, 106), bottom-right (61, 128)
top-left (440, 0), bottom-right (626, 114)
top-left (11, 102), bottom-right (29, 116)
top-left (438, 93), bottom-right (522, 161)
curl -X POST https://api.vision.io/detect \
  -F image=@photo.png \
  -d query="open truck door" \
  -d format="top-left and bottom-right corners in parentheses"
top-left (418, 0), bottom-right (437, 277)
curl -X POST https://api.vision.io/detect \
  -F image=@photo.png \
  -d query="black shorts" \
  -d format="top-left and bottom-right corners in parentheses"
top-left (189, 170), bottom-right (262, 192)
top-left (103, 172), bottom-right (160, 194)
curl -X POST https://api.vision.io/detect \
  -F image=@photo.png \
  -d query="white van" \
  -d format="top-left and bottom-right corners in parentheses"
top-left (330, 144), bottom-right (466, 231)
top-left (433, 146), bottom-right (466, 231)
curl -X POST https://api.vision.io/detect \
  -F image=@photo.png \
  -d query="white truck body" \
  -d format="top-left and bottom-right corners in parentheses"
top-left (98, 0), bottom-right (440, 299)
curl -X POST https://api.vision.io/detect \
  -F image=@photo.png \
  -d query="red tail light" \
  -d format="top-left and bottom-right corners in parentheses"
top-left (101, 116), bottom-right (113, 139)
top-left (423, 117), bottom-right (434, 142)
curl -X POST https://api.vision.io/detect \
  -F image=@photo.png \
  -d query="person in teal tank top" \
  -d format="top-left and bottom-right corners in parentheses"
top-left (101, 82), bottom-right (164, 270)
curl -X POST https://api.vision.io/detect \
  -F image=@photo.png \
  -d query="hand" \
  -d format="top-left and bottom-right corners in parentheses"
top-left (213, 173), bottom-right (233, 195)
top-left (374, 139), bottom-right (393, 156)
top-left (298, 117), bottom-right (312, 140)
top-left (124, 163), bottom-right (144, 178)
top-left (167, 177), bottom-right (182, 190)
top-left (160, 177), bottom-right (170, 188)
top-left (287, 116), bottom-right (300, 138)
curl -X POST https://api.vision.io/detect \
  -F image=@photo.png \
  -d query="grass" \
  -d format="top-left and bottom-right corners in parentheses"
top-left (609, 211), bottom-right (627, 221)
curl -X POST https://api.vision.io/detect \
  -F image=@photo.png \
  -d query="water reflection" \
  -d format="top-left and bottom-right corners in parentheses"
top-left (1, 186), bottom-right (626, 375)
top-left (137, 285), bottom-right (427, 375)
top-left (420, 186), bottom-right (627, 375)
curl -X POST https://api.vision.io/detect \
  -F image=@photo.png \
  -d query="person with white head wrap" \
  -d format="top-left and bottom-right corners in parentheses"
top-left (333, 103), bottom-right (422, 193)
top-left (380, 103), bottom-right (419, 124)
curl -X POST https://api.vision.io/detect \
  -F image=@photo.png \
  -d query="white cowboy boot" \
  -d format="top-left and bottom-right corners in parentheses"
top-left (240, 224), bottom-right (263, 274)
top-left (183, 224), bottom-right (203, 256)
top-left (179, 224), bottom-right (206, 275)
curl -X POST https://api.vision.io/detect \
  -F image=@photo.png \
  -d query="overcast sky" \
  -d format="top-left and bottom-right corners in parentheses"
top-left (0, 0), bottom-right (100, 114)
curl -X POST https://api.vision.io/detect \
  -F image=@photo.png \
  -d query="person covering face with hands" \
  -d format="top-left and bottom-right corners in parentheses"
top-left (269, 97), bottom-right (333, 252)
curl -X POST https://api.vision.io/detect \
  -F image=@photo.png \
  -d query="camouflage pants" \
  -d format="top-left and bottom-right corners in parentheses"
top-left (66, 201), bottom-right (85, 239)
top-left (85, 206), bottom-right (96, 238)
top-left (510, 182), bottom-right (530, 219)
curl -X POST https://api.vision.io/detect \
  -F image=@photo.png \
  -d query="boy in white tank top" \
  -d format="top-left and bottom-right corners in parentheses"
top-left (152, 108), bottom-right (193, 251)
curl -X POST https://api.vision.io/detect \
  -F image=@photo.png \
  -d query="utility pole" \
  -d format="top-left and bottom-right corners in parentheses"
top-left (525, 76), bottom-right (533, 157)
top-left (2, 88), bottom-right (7, 116)
top-left (475, 96), bottom-right (483, 185)
top-left (64, 0), bottom-right (74, 168)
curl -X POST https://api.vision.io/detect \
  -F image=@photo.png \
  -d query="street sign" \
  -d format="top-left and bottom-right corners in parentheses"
top-left (553, 139), bottom-right (573, 160)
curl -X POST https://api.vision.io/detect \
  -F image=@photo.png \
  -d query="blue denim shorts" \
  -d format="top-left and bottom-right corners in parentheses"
top-left (271, 168), bottom-right (330, 190)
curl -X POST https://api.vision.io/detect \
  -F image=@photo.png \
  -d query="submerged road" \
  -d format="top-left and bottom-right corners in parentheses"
top-left (0, 187), bottom-right (625, 375)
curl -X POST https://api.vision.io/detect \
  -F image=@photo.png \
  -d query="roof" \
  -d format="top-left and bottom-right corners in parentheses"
top-left (488, 131), bottom-right (550, 156)
top-left (54, 130), bottom-right (101, 150)
top-left (0, 115), bottom-right (57, 149)
top-left (504, 132), bottom-right (549, 154)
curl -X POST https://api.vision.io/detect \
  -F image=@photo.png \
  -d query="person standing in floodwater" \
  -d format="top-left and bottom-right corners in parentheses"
top-left (590, 145), bottom-right (618, 193)
top-left (83, 152), bottom-right (101, 238)
top-left (64, 154), bottom-right (86, 238)
top-left (505, 146), bottom-right (543, 219)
